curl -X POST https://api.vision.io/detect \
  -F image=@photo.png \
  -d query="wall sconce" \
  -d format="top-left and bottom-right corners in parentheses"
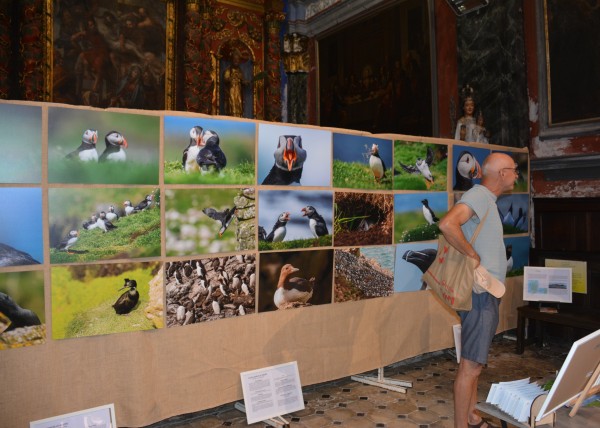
top-left (446, 0), bottom-right (489, 15)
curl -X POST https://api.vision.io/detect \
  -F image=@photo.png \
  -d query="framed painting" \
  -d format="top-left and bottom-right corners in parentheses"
top-left (47, 0), bottom-right (176, 109)
top-left (317, 0), bottom-right (434, 135)
top-left (537, 0), bottom-right (600, 137)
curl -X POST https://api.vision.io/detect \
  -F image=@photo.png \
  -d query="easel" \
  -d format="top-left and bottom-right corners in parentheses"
top-left (476, 393), bottom-right (556, 428)
top-left (234, 402), bottom-right (290, 428)
top-left (351, 367), bottom-right (413, 393)
top-left (568, 360), bottom-right (600, 417)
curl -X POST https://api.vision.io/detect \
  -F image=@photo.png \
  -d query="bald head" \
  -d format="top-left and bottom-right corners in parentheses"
top-left (482, 153), bottom-right (515, 176)
top-left (481, 152), bottom-right (518, 195)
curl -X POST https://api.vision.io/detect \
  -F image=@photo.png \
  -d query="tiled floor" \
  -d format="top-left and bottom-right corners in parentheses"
top-left (141, 336), bottom-right (600, 428)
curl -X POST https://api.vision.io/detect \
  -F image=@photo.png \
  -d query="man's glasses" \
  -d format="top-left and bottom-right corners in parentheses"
top-left (500, 167), bottom-right (519, 175)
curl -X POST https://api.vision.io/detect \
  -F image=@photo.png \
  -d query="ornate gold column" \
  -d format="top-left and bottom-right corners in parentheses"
top-left (264, 10), bottom-right (285, 122)
top-left (182, 0), bottom-right (215, 113)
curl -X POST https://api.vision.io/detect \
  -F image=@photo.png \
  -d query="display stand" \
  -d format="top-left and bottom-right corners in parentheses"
top-left (568, 360), bottom-right (600, 417)
top-left (234, 402), bottom-right (289, 428)
top-left (476, 393), bottom-right (556, 428)
top-left (351, 367), bottom-right (413, 393)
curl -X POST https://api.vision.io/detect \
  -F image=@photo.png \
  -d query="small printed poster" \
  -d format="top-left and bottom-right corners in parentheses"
top-left (240, 361), bottom-right (304, 424)
top-left (545, 259), bottom-right (587, 294)
top-left (523, 266), bottom-right (572, 303)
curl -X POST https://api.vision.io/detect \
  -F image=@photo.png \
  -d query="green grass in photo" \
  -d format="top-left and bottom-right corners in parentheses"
top-left (333, 160), bottom-right (392, 190)
top-left (164, 160), bottom-right (255, 185)
top-left (395, 211), bottom-right (443, 243)
top-left (258, 235), bottom-right (332, 251)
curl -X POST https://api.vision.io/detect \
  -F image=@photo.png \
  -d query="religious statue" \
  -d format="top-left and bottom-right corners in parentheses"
top-left (223, 49), bottom-right (248, 117)
top-left (454, 84), bottom-right (490, 143)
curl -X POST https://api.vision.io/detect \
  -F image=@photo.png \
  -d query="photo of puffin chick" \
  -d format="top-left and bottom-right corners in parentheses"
top-left (262, 135), bottom-right (307, 185)
top-left (112, 278), bottom-right (139, 315)
top-left (182, 125), bottom-right (203, 173)
top-left (301, 206), bottom-right (329, 238)
top-left (274, 264), bottom-right (315, 309)
top-left (202, 206), bottom-right (238, 237)
top-left (65, 129), bottom-right (99, 162)
top-left (56, 230), bottom-right (79, 254)
top-left (99, 131), bottom-right (127, 162)
top-left (258, 249), bottom-right (333, 313)
top-left (165, 255), bottom-right (256, 326)
top-left (369, 143), bottom-right (387, 183)
top-left (196, 129), bottom-right (227, 173)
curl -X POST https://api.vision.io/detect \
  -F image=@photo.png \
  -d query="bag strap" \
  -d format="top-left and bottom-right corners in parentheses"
top-left (469, 207), bottom-right (490, 244)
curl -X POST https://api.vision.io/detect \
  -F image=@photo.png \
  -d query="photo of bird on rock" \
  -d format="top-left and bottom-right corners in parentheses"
top-left (394, 141), bottom-right (447, 191)
top-left (258, 249), bottom-right (333, 313)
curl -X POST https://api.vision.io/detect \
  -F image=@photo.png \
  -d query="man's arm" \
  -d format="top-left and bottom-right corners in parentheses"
top-left (438, 203), bottom-right (480, 267)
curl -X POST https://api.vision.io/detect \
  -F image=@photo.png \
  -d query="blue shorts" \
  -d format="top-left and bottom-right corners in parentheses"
top-left (459, 292), bottom-right (500, 365)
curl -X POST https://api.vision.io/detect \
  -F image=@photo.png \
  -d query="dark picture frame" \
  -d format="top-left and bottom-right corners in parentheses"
top-left (317, 0), bottom-right (433, 135)
top-left (537, 0), bottom-right (600, 137)
top-left (47, 0), bottom-right (176, 109)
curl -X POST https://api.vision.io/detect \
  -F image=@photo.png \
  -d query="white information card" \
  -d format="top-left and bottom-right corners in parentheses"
top-left (240, 361), bottom-right (305, 424)
top-left (30, 403), bottom-right (116, 428)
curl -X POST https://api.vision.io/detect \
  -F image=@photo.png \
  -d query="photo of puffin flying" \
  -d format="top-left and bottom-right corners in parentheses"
top-left (65, 129), bottom-right (99, 162)
top-left (99, 131), bottom-right (128, 162)
top-left (262, 135), bottom-right (307, 185)
top-left (202, 206), bottom-right (238, 236)
top-left (397, 146), bottom-right (435, 188)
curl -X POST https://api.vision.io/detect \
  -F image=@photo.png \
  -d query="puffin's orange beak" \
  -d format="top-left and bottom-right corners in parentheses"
top-left (196, 135), bottom-right (204, 147)
top-left (283, 138), bottom-right (297, 171)
top-left (122, 137), bottom-right (128, 148)
top-left (471, 159), bottom-right (482, 179)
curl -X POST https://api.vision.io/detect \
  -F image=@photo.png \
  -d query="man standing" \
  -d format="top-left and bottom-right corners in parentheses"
top-left (439, 153), bottom-right (519, 428)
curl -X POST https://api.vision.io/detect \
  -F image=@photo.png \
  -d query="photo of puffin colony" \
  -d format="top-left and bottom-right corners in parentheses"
top-left (0, 271), bottom-right (45, 350)
top-left (332, 132), bottom-right (393, 190)
top-left (165, 255), bottom-right (256, 326)
top-left (258, 249), bottom-right (333, 312)
top-left (48, 188), bottom-right (161, 263)
top-left (334, 247), bottom-right (394, 302)
top-left (393, 141), bottom-right (448, 191)
top-left (51, 262), bottom-right (162, 340)
top-left (333, 192), bottom-right (394, 246)
top-left (165, 187), bottom-right (255, 256)
top-left (163, 117), bottom-right (255, 185)
top-left (47, 107), bottom-right (160, 184)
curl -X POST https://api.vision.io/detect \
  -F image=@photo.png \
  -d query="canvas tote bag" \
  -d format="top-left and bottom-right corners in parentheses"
top-left (422, 209), bottom-right (490, 311)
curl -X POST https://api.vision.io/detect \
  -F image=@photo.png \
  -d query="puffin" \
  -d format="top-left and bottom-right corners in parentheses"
top-left (398, 147), bottom-right (435, 188)
top-left (202, 206), bottom-right (237, 236)
top-left (112, 278), bottom-right (139, 315)
top-left (453, 150), bottom-right (482, 191)
top-left (258, 225), bottom-right (267, 241)
top-left (506, 244), bottom-right (514, 272)
top-left (274, 264), bottom-right (315, 309)
top-left (402, 248), bottom-right (437, 290)
top-left (56, 230), bottom-right (79, 253)
top-left (123, 200), bottom-right (135, 216)
top-left (0, 292), bottom-right (41, 331)
top-left (96, 211), bottom-right (117, 232)
top-left (133, 194), bottom-right (153, 212)
top-left (0, 243), bottom-right (40, 267)
top-left (369, 143), bottom-right (386, 183)
top-left (99, 131), bottom-right (128, 162)
top-left (182, 125), bottom-right (203, 173)
top-left (82, 214), bottom-right (98, 230)
top-left (421, 199), bottom-right (439, 225)
top-left (265, 212), bottom-right (290, 242)
top-left (105, 205), bottom-right (119, 222)
top-left (301, 206), bottom-right (329, 237)
top-left (65, 129), bottom-right (99, 162)
top-left (262, 135), bottom-right (307, 185)
top-left (196, 129), bottom-right (227, 173)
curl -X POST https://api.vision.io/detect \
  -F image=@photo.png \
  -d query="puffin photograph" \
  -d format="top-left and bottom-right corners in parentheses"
top-left (334, 192), bottom-right (394, 247)
top-left (452, 146), bottom-right (487, 191)
top-left (51, 262), bottom-right (160, 339)
top-left (48, 106), bottom-right (159, 184)
top-left (0, 291), bottom-right (41, 332)
top-left (332, 133), bottom-right (392, 190)
top-left (202, 206), bottom-right (238, 236)
top-left (65, 129), bottom-right (99, 162)
top-left (133, 194), bottom-right (154, 212)
top-left (258, 123), bottom-right (331, 186)
top-left (164, 116), bottom-right (255, 185)
top-left (106, 205), bottom-right (119, 222)
top-left (182, 125), bottom-right (203, 173)
top-left (196, 129), bottom-right (227, 173)
top-left (394, 242), bottom-right (439, 292)
top-left (503, 236), bottom-right (529, 276)
top-left (99, 130), bottom-right (128, 162)
top-left (56, 230), bottom-right (79, 253)
top-left (112, 278), bottom-right (139, 315)
top-left (394, 142), bottom-right (448, 191)
top-left (261, 135), bottom-right (307, 185)
top-left (264, 212), bottom-right (291, 243)
top-left (301, 205), bottom-right (329, 238)
top-left (258, 249), bottom-right (333, 312)
top-left (394, 192), bottom-right (448, 244)
top-left (123, 200), bottom-right (135, 216)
